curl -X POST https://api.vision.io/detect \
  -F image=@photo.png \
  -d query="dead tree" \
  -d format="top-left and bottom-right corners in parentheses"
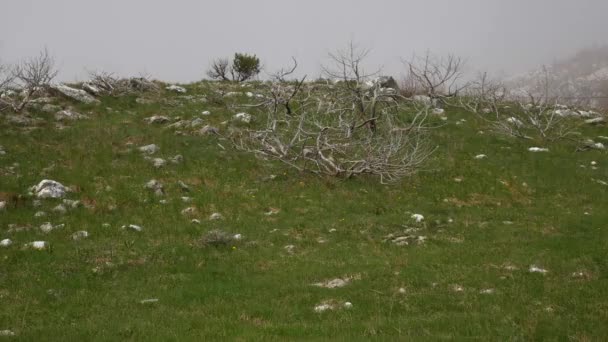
top-left (229, 48), bottom-right (436, 183)
top-left (321, 41), bottom-right (390, 132)
top-left (206, 58), bottom-right (230, 81)
top-left (404, 51), bottom-right (466, 106)
top-left (471, 68), bottom-right (575, 141)
top-left (268, 57), bottom-right (306, 116)
top-left (0, 48), bottom-right (58, 113)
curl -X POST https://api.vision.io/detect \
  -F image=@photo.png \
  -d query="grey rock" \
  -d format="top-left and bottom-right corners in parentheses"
top-left (55, 109), bottom-right (87, 121)
top-left (52, 204), bottom-right (67, 214)
top-left (190, 118), bottom-right (204, 128)
top-left (145, 179), bottom-right (164, 196)
top-left (138, 144), bottom-right (159, 155)
top-left (198, 125), bottom-right (219, 135)
top-left (144, 115), bottom-right (170, 124)
top-left (152, 158), bottom-right (166, 168)
top-left (169, 155), bottom-right (183, 164)
top-left (30, 180), bottom-right (68, 199)
top-left (50, 83), bottom-right (100, 104)
top-left (165, 85), bottom-right (187, 93)
top-left (585, 117), bottom-right (605, 125)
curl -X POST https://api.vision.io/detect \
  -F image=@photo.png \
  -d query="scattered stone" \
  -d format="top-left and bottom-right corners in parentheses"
top-left (398, 287), bottom-right (407, 294)
top-left (164, 120), bottom-right (189, 130)
top-left (191, 219), bottom-right (201, 224)
top-left (72, 231), bottom-right (89, 240)
top-left (314, 302), bottom-right (334, 313)
top-left (52, 204), bottom-right (67, 214)
top-left (181, 206), bottom-right (197, 216)
top-left (593, 142), bottom-right (605, 150)
top-left (165, 85), bottom-right (187, 93)
top-left (50, 83), bottom-right (99, 104)
top-left (102, 223), bottom-right (111, 228)
top-left (34, 211), bottom-right (46, 217)
top-left (54, 109), bottom-right (87, 121)
top-left (591, 161), bottom-right (597, 166)
top-left (140, 298), bottom-right (159, 304)
top-left (264, 207), bottom-right (280, 216)
top-left (529, 265), bottom-right (548, 274)
top-left (138, 144), bottom-right (159, 155)
top-left (0, 145), bottom-right (5, 155)
top-left (181, 196), bottom-right (192, 203)
top-left (234, 112), bottom-right (252, 123)
top-left (198, 125), bottom-right (219, 135)
top-left (40, 222), bottom-right (64, 233)
top-left (312, 277), bottom-right (356, 289)
top-left (233, 234), bottom-right (242, 241)
top-left (144, 115), bottom-right (170, 124)
top-left (190, 118), bottom-right (204, 128)
top-left (63, 199), bottom-right (81, 209)
top-left (169, 155), bottom-right (183, 164)
top-left (25, 241), bottom-right (48, 250)
top-left (152, 158), bottom-right (166, 168)
top-left (432, 108), bottom-right (445, 115)
top-left (0, 239), bottom-right (12, 247)
top-left (177, 180), bottom-right (190, 192)
top-left (585, 117), bottom-right (605, 125)
top-left (0, 201), bottom-right (5, 211)
top-left (479, 288), bottom-right (495, 294)
top-left (32, 200), bottom-right (42, 207)
top-left (199, 229), bottom-right (235, 247)
top-left (506, 116), bottom-right (524, 127)
top-left (474, 154), bottom-right (487, 159)
top-left (411, 213), bottom-right (424, 222)
top-left (201, 110), bottom-right (211, 116)
top-left (30, 180), bottom-right (68, 199)
top-left (388, 234), bottom-right (427, 246)
top-left (451, 284), bottom-right (464, 292)
top-left (123, 224), bottom-right (143, 232)
top-left (209, 212), bottom-right (223, 220)
top-left (313, 300), bottom-right (352, 313)
top-left (592, 179), bottom-right (608, 186)
top-left (0, 330), bottom-right (15, 336)
top-left (144, 179), bottom-right (164, 196)
top-left (528, 147), bottom-right (549, 152)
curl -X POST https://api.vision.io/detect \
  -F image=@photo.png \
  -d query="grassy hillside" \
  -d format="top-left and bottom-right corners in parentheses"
top-left (1, 81), bottom-right (607, 340)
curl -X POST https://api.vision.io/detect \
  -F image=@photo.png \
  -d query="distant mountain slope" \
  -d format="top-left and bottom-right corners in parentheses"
top-left (508, 46), bottom-right (608, 110)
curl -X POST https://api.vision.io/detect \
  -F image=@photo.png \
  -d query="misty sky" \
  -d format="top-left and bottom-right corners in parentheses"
top-left (1, 0), bottom-right (607, 82)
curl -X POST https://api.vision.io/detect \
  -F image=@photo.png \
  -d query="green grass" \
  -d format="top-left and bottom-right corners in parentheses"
top-left (1, 82), bottom-right (607, 340)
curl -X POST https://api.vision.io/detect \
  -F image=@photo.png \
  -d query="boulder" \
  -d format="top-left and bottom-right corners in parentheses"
top-left (50, 83), bottom-right (100, 104)
top-left (30, 180), bottom-right (68, 199)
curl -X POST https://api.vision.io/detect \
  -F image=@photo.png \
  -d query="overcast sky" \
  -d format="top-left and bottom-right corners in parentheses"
top-left (1, 0), bottom-right (607, 82)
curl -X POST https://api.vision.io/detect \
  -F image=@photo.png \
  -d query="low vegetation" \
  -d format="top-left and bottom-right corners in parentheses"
top-left (0, 47), bottom-right (607, 340)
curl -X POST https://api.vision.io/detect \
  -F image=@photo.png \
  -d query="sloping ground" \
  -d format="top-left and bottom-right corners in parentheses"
top-left (0, 82), bottom-right (607, 340)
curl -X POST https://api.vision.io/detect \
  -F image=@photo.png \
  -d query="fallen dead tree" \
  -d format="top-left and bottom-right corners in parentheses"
top-left (229, 50), bottom-right (436, 184)
top-left (84, 71), bottom-right (160, 96)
